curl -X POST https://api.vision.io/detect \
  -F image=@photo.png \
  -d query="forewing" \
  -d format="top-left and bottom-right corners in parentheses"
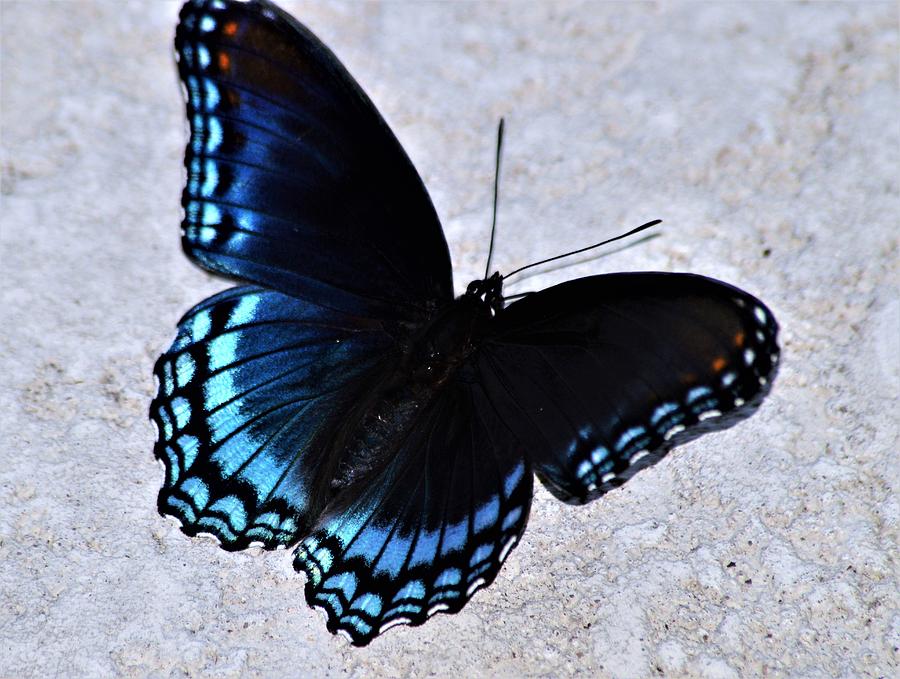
top-left (175, 0), bottom-right (453, 319)
top-left (479, 273), bottom-right (779, 504)
top-left (293, 371), bottom-right (532, 645)
top-left (151, 286), bottom-right (395, 550)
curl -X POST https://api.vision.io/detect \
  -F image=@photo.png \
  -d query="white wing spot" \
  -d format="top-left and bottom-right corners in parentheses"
top-left (664, 424), bottom-right (686, 440)
top-left (379, 617), bottom-right (411, 633)
top-left (630, 450), bottom-right (650, 466)
top-left (196, 531), bottom-right (222, 546)
top-left (601, 472), bottom-right (616, 484)
top-left (698, 409), bottom-right (721, 421)
top-left (466, 577), bottom-right (487, 597)
top-left (427, 603), bottom-right (450, 616)
top-left (754, 306), bottom-right (767, 325)
top-left (499, 536), bottom-right (517, 563)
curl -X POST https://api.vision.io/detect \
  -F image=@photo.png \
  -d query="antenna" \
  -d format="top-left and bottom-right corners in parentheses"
top-left (507, 232), bottom-right (660, 285)
top-left (502, 219), bottom-right (662, 281)
top-left (484, 118), bottom-right (505, 279)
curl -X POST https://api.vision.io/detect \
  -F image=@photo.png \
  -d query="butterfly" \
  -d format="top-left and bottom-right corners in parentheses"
top-left (152, 0), bottom-right (780, 646)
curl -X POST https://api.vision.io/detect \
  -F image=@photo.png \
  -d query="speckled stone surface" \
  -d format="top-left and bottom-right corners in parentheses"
top-left (1, 1), bottom-right (897, 677)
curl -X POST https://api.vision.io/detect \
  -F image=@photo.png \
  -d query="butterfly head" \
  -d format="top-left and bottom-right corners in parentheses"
top-left (465, 272), bottom-right (504, 316)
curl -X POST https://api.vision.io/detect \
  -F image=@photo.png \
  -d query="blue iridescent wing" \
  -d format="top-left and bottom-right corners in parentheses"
top-left (175, 0), bottom-right (453, 319)
top-left (479, 273), bottom-right (779, 504)
top-left (151, 286), bottom-right (395, 549)
top-left (293, 370), bottom-right (533, 646)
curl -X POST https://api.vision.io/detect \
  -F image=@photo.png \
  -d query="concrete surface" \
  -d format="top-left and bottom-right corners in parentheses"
top-left (1, 1), bottom-right (897, 677)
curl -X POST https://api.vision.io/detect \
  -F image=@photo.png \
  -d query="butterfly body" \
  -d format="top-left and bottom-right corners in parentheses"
top-left (327, 281), bottom-right (499, 493)
top-left (404, 276), bottom-right (501, 382)
top-left (153, 0), bottom-right (780, 645)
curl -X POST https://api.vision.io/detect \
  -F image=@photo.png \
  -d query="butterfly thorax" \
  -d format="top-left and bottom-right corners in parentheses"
top-left (405, 279), bottom-right (500, 388)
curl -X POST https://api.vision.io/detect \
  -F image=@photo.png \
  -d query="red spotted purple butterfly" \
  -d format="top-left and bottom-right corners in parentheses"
top-left (152, 0), bottom-right (779, 645)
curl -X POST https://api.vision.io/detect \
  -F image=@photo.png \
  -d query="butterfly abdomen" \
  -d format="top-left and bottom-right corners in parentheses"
top-left (329, 387), bottom-right (424, 492)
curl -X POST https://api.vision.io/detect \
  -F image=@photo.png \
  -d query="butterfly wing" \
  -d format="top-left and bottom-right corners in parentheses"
top-left (175, 0), bottom-right (452, 319)
top-left (151, 286), bottom-right (396, 550)
top-left (478, 273), bottom-right (779, 504)
top-left (293, 369), bottom-right (533, 646)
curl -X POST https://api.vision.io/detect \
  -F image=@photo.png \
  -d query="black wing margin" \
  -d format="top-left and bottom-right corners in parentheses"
top-left (293, 371), bottom-right (533, 645)
top-left (151, 286), bottom-right (395, 550)
top-left (479, 273), bottom-right (779, 504)
top-left (175, 0), bottom-right (453, 320)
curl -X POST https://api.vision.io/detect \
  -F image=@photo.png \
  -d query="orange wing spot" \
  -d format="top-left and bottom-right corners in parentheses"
top-left (733, 331), bottom-right (745, 346)
top-left (223, 21), bottom-right (238, 37)
top-left (217, 52), bottom-right (231, 71)
top-left (712, 357), bottom-right (727, 372)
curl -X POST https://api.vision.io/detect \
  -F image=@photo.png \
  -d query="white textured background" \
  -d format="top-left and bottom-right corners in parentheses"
top-left (2, 1), bottom-right (897, 677)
